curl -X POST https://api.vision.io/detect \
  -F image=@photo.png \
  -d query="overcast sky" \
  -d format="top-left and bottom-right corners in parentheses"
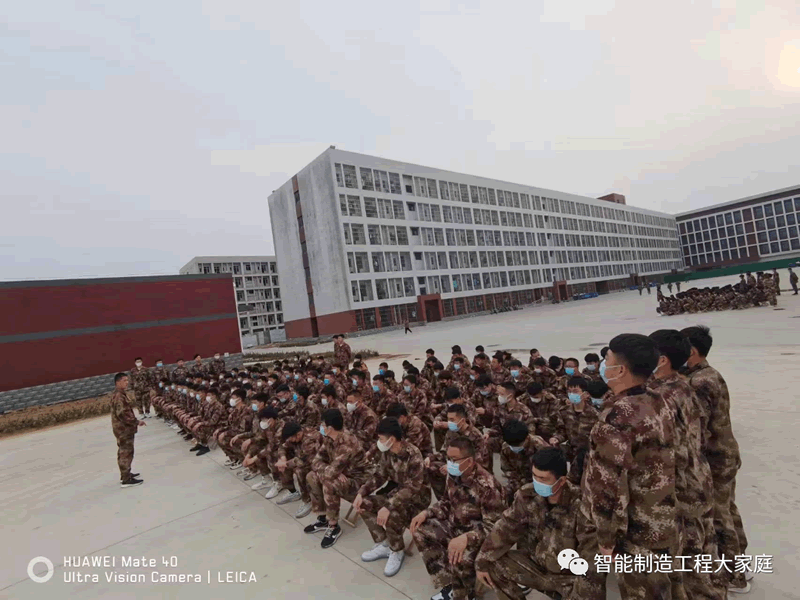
top-left (2, 1), bottom-right (799, 281)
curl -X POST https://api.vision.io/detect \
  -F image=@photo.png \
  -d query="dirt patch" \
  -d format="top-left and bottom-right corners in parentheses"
top-left (0, 393), bottom-right (112, 439)
top-left (243, 348), bottom-right (380, 364)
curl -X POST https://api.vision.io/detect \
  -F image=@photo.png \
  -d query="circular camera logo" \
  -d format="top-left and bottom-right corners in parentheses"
top-left (27, 557), bottom-right (54, 583)
top-left (557, 548), bottom-right (588, 576)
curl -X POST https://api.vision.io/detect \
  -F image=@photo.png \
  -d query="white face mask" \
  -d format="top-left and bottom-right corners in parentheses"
top-left (267, 380), bottom-right (274, 386)
top-left (257, 381), bottom-right (263, 386)
top-left (376, 438), bottom-right (393, 453)
top-left (346, 402), bottom-right (357, 413)
top-left (321, 398), bottom-right (329, 406)
top-left (332, 369), bottom-right (338, 374)
top-left (229, 399), bottom-right (237, 407)
top-left (135, 362), bottom-right (143, 367)
top-left (215, 355), bottom-right (220, 359)
top-left (534, 368), bottom-right (542, 374)
top-left (206, 396), bottom-right (213, 403)
top-left (307, 378), bottom-right (314, 384)
top-left (530, 395), bottom-right (542, 403)
top-left (259, 421), bottom-right (269, 430)
top-left (498, 395), bottom-right (509, 405)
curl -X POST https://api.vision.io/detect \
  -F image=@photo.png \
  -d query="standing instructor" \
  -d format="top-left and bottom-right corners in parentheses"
top-left (111, 372), bottom-right (145, 487)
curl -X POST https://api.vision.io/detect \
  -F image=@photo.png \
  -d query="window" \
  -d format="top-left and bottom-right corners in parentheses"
top-left (343, 223), bottom-right (352, 244)
top-left (374, 170), bottom-right (390, 193)
top-left (364, 197), bottom-right (378, 218)
top-left (434, 228), bottom-right (445, 246)
top-left (403, 175), bottom-right (414, 194)
top-left (375, 279), bottom-right (389, 300)
top-left (460, 184), bottom-right (470, 204)
top-left (443, 206), bottom-right (453, 223)
top-left (414, 177), bottom-right (428, 197)
top-left (430, 205), bottom-right (442, 222)
top-left (347, 195), bottom-right (362, 217)
top-left (463, 208), bottom-right (472, 224)
top-left (427, 179), bottom-right (438, 199)
top-left (389, 172), bottom-right (402, 194)
top-left (358, 280), bottom-right (374, 301)
top-left (396, 227), bottom-right (409, 245)
top-left (360, 168), bottom-right (374, 191)
top-left (343, 164), bottom-right (358, 188)
top-left (378, 198), bottom-right (394, 219)
top-left (372, 253), bottom-right (386, 272)
top-left (351, 224), bottom-right (366, 244)
top-left (392, 200), bottom-right (404, 219)
top-left (339, 195), bottom-right (348, 216)
top-left (470, 185), bottom-right (480, 204)
top-left (354, 252), bottom-right (369, 273)
top-left (334, 163), bottom-right (344, 187)
top-left (440, 181), bottom-right (450, 200)
top-left (368, 224), bottom-right (382, 245)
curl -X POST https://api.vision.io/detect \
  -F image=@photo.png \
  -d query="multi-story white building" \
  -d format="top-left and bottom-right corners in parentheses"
top-left (268, 148), bottom-right (683, 339)
top-left (179, 256), bottom-right (284, 345)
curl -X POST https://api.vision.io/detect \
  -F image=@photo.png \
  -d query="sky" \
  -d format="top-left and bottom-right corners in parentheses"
top-left (2, 0), bottom-right (799, 281)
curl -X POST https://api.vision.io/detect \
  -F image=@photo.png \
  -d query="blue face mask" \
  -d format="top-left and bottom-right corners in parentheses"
top-left (279, 396), bottom-right (288, 403)
top-left (568, 392), bottom-right (582, 404)
top-left (292, 392), bottom-right (299, 402)
top-left (533, 477), bottom-right (561, 498)
top-left (294, 375), bottom-right (299, 380)
top-left (319, 425), bottom-right (326, 437)
top-left (510, 370), bottom-right (520, 378)
top-left (600, 362), bottom-right (619, 384)
top-left (586, 364), bottom-right (596, 372)
top-left (446, 460), bottom-right (464, 477)
top-left (509, 445), bottom-right (524, 453)
top-left (156, 362), bottom-right (163, 367)
top-left (352, 379), bottom-right (359, 387)
top-left (379, 369), bottom-right (385, 375)
top-left (453, 364), bottom-right (461, 371)
top-left (447, 421), bottom-right (459, 432)
top-left (403, 385), bottom-right (411, 393)
top-left (591, 397), bottom-right (604, 408)
top-left (480, 389), bottom-right (490, 396)
top-left (469, 374), bottom-right (476, 381)
top-left (565, 367), bottom-right (575, 376)
top-left (324, 378), bottom-right (330, 385)
top-left (372, 385), bottom-right (380, 392)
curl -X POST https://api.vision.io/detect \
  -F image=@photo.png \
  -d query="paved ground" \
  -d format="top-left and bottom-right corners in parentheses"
top-left (2, 277), bottom-right (798, 599)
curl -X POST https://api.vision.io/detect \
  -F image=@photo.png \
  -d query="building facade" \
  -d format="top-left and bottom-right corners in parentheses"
top-left (269, 148), bottom-right (683, 339)
top-left (0, 274), bottom-right (240, 393)
top-left (179, 256), bottom-right (284, 345)
top-left (675, 186), bottom-right (800, 270)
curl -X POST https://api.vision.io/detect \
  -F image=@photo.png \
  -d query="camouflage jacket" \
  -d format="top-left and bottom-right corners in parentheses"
top-left (489, 366), bottom-right (511, 386)
top-left (312, 430), bottom-right (372, 483)
top-left (334, 342), bottom-right (352, 366)
top-left (433, 399), bottom-right (479, 428)
top-left (475, 480), bottom-right (582, 574)
top-left (427, 464), bottom-right (505, 545)
top-left (682, 360), bottom-right (741, 482)
top-left (358, 441), bottom-right (431, 509)
top-left (344, 402), bottom-right (379, 450)
top-left (152, 367), bottom-right (169, 388)
top-left (203, 400), bottom-right (228, 430)
top-left (582, 385), bottom-right (678, 554)
top-left (188, 361), bottom-right (207, 377)
top-left (499, 434), bottom-right (550, 492)
top-left (372, 389), bottom-right (398, 416)
top-left (487, 399), bottom-right (535, 443)
top-left (530, 366), bottom-right (558, 390)
top-left (283, 428), bottom-right (324, 471)
top-left (431, 424), bottom-right (491, 471)
top-left (403, 415), bottom-right (433, 458)
top-left (554, 401), bottom-right (600, 450)
top-left (521, 391), bottom-right (565, 439)
top-left (447, 354), bottom-right (471, 370)
top-left (129, 366), bottom-right (152, 393)
top-left (209, 358), bottom-right (226, 375)
top-left (111, 389), bottom-right (138, 437)
top-left (278, 398), bottom-right (321, 431)
top-left (582, 367), bottom-right (602, 382)
top-left (226, 403), bottom-right (253, 433)
top-left (255, 419), bottom-right (283, 460)
top-left (171, 366), bottom-right (188, 382)
top-left (397, 387), bottom-right (429, 421)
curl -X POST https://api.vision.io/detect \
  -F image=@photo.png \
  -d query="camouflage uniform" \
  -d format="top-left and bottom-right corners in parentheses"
top-left (476, 481), bottom-right (582, 600)
top-left (372, 388), bottom-right (398, 417)
top-left (397, 386), bottom-right (431, 425)
top-left (648, 373), bottom-right (725, 599)
top-left (486, 399), bottom-right (535, 453)
top-left (190, 399), bottom-right (227, 446)
top-left (188, 360), bottom-right (207, 377)
top-left (278, 397), bottom-right (321, 430)
top-left (554, 402), bottom-right (600, 484)
top-left (447, 353), bottom-right (471, 370)
top-left (413, 465), bottom-right (506, 600)
top-left (215, 404), bottom-right (253, 462)
top-left (530, 366), bottom-right (558, 390)
top-left (255, 418), bottom-right (285, 480)
top-left (334, 341), bottom-right (353, 369)
top-left (357, 441), bottom-right (431, 551)
top-left (521, 391), bottom-right (564, 439)
top-left (281, 428), bottom-right (324, 503)
top-left (499, 434), bottom-right (549, 501)
top-left (574, 385), bottom-right (678, 600)
top-left (489, 365), bottom-right (511, 386)
top-left (209, 358), bottom-right (226, 375)
top-left (402, 415), bottom-right (434, 458)
top-left (308, 430), bottom-right (372, 522)
top-left (171, 365), bottom-right (188, 383)
top-left (129, 365), bottom-right (153, 415)
top-left (111, 389), bottom-right (139, 480)
top-left (683, 360), bottom-right (747, 589)
top-left (427, 424), bottom-right (490, 499)
top-left (344, 402), bottom-right (379, 451)
top-left (581, 367), bottom-right (602, 382)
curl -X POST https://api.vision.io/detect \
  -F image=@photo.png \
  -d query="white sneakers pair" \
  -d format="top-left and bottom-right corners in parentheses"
top-left (251, 475), bottom-right (273, 491)
top-left (361, 541), bottom-right (404, 577)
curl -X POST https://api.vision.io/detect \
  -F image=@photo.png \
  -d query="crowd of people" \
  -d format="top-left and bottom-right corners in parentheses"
top-left (109, 330), bottom-right (752, 600)
top-left (656, 268), bottom-right (798, 315)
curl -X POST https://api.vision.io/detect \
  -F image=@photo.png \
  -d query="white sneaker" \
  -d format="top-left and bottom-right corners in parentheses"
top-left (224, 458), bottom-right (235, 467)
top-left (264, 483), bottom-right (283, 499)
top-left (361, 541), bottom-right (391, 562)
top-left (251, 476), bottom-right (270, 491)
top-left (228, 461), bottom-right (242, 470)
top-left (294, 501), bottom-right (312, 518)
top-left (728, 582), bottom-right (751, 595)
top-left (384, 550), bottom-right (405, 577)
top-left (276, 490), bottom-right (301, 505)
top-left (744, 571), bottom-right (754, 582)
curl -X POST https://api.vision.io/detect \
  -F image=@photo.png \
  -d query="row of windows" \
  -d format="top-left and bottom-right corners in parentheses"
top-left (334, 163), bottom-right (676, 231)
top-left (239, 314), bottom-right (283, 329)
top-left (197, 262), bottom-right (276, 275)
top-left (233, 276), bottom-right (280, 289)
top-left (679, 197), bottom-right (800, 235)
top-left (238, 300), bottom-right (282, 314)
top-left (235, 289), bottom-right (281, 302)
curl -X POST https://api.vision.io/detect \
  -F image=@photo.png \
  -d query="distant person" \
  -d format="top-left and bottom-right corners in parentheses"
top-left (676, 281), bottom-right (682, 292)
top-left (772, 268), bottom-right (781, 295)
top-left (667, 282), bottom-right (673, 293)
top-left (111, 372), bottom-right (145, 487)
top-left (129, 357), bottom-right (153, 419)
top-left (404, 320), bottom-right (412, 335)
top-left (789, 267), bottom-right (799, 295)
top-left (333, 334), bottom-right (353, 369)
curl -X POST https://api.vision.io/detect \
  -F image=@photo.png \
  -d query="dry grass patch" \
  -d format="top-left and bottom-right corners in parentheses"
top-left (0, 393), bottom-right (112, 438)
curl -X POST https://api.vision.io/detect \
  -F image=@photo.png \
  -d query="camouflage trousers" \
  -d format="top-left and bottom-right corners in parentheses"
top-left (306, 471), bottom-right (362, 523)
top-left (412, 518), bottom-right (482, 600)
top-left (360, 493), bottom-right (430, 552)
top-left (679, 513), bottom-right (728, 600)
top-left (713, 477), bottom-right (748, 589)
top-left (115, 432), bottom-right (135, 481)
top-left (215, 429), bottom-right (241, 461)
top-left (487, 550), bottom-right (575, 600)
top-left (434, 427), bottom-right (447, 452)
top-left (427, 464), bottom-right (448, 500)
top-left (132, 390), bottom-right (152, 414)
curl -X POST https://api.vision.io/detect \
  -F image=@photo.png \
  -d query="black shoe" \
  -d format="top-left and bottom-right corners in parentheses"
top-left (320, 524), bottom-right (342, 549)
top-left (189, 444), bottom-right (202, 452)
top-left (130, 472), bottom-right (140, 478)
top-left (195, 446), bottom-right (210, 456)
top-left (303, 516), bottom-right (328, 534)
top-left (431, 584), bottom-right (453, 600)
top-left (121, 477), bottom-right (143, 488)
top-left (183, 433), bottom-right (193, 441)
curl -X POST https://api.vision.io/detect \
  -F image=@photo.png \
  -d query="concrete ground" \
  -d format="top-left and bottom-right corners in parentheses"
top-left (2, 276), bottom-right (798, 600)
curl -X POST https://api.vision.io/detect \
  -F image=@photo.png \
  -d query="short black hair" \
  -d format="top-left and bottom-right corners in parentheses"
top-left (445, 386), bottom-right (461, 401)
top-left (567, 376), bottom-right (588, 390)
top-left (447, 403), bottom-right (467, 418)
top-left (194, 353), bottom-right (201, 359)
top-left (321, 384), bottom-right (336, 397)
top-left (649, 329), bottom-right (692, 370)
top-left (499, 381), bottom-right (517, 393)
top-left (532, 447), bottom-right (568, 479)
top-left (681, 325), bottom-right (712, 357)
top-left (564, 357), bottom-right (579, 368)
top-left (254, 393), bottom-right (270, 403)
top-left (548, 356), bottom-right (562, 370)
top-left (385, 403), bottom-right (408, 418)
top-left (258, 407), bottom-right (279, 420)
top-left (433, 362), bottom-right (445, 371)
top-left (134, 357), bottom-right (143, 362)
top-left (509, 359), bottom-right (522, 368)
top-left (475, 374), bottom-right (492, 388)
top-left (608, 333), bottom-right (659, 378)
top-left (384, 370), bottom-right (395, 380)
top-left (275, 384), bottom-right (291, 393)
top-left (453, 356), bottom-right (465, 364)
top-left (451, 345), bottom-right (462, 354)
top-left (584, 353), bottom-right (600, 363)
top-left (233, 389), bottom-right (247, 400)
top-left (322, 408), bottom-right (344, 430)
top-left (372, 374), bottom-right (385, 382)
top-left (402, 374), bottom-right (417, 386)
top-left (600, 346), bottom-right (610, 359)
top-left (349, 369), bottom-right (365, 380)
top-left (346, 390), bottom-right (362, 401)
top-left (533, 357), bottom-right (547, 367)
top-left (474, 353), bottom-right (488, 362)
top-left (426, 348), bottom-right (435, 355)
top-left (475, 345), bottom-right (485, 353)
top-left (281, 421), bottom-right (302, 441)
top-left (448, 436), bottom-right (475, 457)
top-left (502, 419), bottom-right (529, 445)
top-left (586, 380), bottom-right (609, 398)
top-left (526, 382), bottom-right (544, 396)
top-left (114, 372), bottom-right (128, 383)
top-left (377, 417), bottom-right (403, 441)
top-left (295, 385), bottom-right (309, 399)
